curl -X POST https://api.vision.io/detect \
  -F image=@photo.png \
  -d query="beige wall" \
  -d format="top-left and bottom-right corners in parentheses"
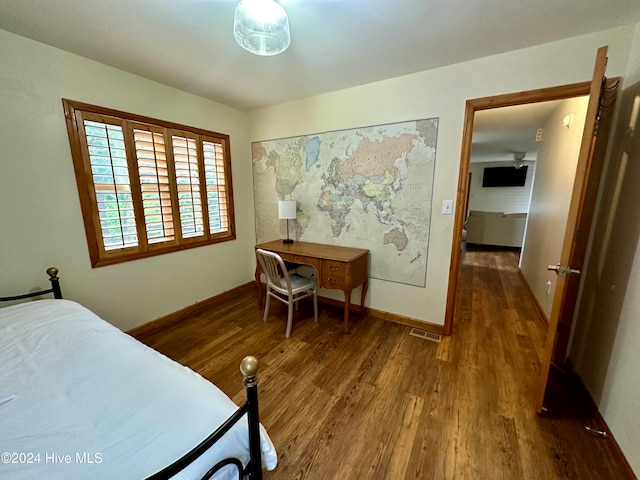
top-left (519, 96), bottom-right (589, 318)
top-left (0, 29), bottom-right (256, 331)
top-left (570, 21), bottom-right (640, 475)
top-left (625, 21), bottom-right (640, 85)
top-left (249, 27), bottom-right (633, 325)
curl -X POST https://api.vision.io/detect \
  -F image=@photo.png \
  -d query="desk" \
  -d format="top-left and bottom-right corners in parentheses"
top-left (255, 240), bottom-right (369, 333)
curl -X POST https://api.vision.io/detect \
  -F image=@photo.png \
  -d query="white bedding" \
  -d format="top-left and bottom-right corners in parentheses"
top-left (0, 300), bottom-right (277, 479)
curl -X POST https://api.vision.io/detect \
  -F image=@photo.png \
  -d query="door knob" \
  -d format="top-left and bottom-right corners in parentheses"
top-left (548, 264), bottom-right (581, 276)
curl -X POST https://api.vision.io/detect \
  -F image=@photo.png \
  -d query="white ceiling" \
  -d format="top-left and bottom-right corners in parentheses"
top-left (471, 100), bottom-right (565, 163)
top-left (1, 0), bottom-right (639, 112)
top-left (1, 1), bottom-right (638, 161)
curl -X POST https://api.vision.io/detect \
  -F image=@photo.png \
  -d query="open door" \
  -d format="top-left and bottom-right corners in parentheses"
top-left (534, 46), bottom-right (617, 412)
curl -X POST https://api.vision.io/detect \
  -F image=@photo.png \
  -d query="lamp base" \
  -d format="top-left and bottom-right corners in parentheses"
top-left (282, 239), bottom-right (294, 244)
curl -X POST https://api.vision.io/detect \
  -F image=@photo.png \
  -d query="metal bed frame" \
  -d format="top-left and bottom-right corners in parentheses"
top-left (146, 355), bottom-right (263, 480)
top-left (1, 268), bottom-right (265, 480)
top-left (0, 267), bottom-right (62, 302)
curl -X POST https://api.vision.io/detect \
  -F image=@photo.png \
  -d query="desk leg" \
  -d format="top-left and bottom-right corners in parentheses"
top-left (360, 279), bottom-right (368, 316)
top-left (344, 289), bottom-right (352, 334)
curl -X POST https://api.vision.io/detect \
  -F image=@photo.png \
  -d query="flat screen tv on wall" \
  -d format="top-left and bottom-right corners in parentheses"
top-left (482, 166), bottom-right (528, 187)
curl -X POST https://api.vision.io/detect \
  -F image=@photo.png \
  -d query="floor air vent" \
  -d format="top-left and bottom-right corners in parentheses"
top-left (409, 328), bottom-right (442, 343)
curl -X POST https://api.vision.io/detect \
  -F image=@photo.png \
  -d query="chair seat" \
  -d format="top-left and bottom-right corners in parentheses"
top-left (272, 274), bottom-right (316, 295)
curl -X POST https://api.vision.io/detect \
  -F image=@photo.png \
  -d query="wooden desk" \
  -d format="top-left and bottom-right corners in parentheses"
top-left (255, 240), bottom-right (369, 333)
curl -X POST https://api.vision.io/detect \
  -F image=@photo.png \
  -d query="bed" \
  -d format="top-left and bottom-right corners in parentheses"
top-left (0, 268), bottom-right (277, 479)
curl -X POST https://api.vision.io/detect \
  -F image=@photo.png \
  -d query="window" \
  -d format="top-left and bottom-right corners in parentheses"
top-left (63, 99), bottom-right (235, 267)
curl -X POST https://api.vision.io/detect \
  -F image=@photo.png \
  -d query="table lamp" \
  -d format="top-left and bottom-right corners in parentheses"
top-left (278, 200), bottom-right (296, 244)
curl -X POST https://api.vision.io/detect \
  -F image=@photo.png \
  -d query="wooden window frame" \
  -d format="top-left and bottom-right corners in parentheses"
top-left (63, 99), bottom-right (236, 267)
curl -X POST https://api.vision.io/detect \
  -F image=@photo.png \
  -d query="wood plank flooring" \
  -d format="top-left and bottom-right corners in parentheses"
top-left (136, 249), bottom-right (632, 479)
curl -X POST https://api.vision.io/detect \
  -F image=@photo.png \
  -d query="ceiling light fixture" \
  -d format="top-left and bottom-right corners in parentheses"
top-left (513, 152), bottom-right (526, 169)
top-left (233, 0), bottom-right (290, 56)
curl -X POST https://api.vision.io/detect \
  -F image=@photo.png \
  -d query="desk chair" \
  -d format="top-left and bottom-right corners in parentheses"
top-left (255, 248), bottom-right (318, 338)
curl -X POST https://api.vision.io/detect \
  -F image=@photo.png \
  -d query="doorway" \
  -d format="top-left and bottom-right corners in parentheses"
top-left (443, 81), bottom-right (596, 337)
top-left (465, 97), bottom-right (589, 322)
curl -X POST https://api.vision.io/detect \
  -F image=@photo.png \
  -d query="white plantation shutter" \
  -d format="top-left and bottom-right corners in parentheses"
top-left (133, 129), bottom-right (175, 244)
top-left (172, 135), bottom-right (205, 238)
top-left (64, 100), bottom-right (235, 267)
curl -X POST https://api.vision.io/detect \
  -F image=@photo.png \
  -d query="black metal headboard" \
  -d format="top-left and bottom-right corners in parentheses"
top-left (0, 267), bottom-right (62, 301)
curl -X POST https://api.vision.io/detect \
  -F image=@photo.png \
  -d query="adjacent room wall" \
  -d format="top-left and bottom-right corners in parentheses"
top-left (249, 27), bottom-right (633, 325)
top-left (519, 96), bottom-right (589, 318)
top-left (0, 29), bottom-right (255, 331)
top-left (569, 20), bottom-right (640, 475)
top-left (468, 160), bottom-right (535, 214)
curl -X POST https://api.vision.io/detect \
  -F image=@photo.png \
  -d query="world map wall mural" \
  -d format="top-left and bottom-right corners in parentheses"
top-left (252, 118), bottom-right (438, 287)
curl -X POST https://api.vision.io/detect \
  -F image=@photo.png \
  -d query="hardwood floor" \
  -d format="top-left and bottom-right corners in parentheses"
top-left (136, 249), bottom-right (632, 479)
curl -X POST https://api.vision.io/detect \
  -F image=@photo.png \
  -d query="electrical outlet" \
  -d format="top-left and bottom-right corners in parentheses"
top-left (442, 199), bottom-right (453, 215)
top-left (536, 128), bottom-right (543, 142)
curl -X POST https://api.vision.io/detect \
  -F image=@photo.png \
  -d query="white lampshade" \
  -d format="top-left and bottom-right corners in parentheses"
top-left (233, 0), bottom-right (290, 56)
top-left (278, 200), bottom-right (296, 220)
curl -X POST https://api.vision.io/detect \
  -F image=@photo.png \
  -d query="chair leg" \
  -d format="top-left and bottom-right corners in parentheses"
top-left (285, 302), bottom-right (294, 338)
top-left (263, 290), bottom-right (271, 322)
top-left (313, 290), bottom-right (318, 323)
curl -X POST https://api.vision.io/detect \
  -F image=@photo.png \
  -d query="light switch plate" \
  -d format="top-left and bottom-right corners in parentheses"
top-left (442, 199), bottom-right (453, 215)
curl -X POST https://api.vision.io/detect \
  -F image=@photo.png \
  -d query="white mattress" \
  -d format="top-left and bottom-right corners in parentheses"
top-left (0, 299), bottom-right (277, 479)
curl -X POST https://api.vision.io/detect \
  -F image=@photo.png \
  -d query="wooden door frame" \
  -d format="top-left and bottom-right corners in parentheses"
top-left (443, 82), bottom-right (595, 336)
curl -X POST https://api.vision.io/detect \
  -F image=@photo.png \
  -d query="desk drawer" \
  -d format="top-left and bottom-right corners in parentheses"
top-left (322, 260), bottom-right (347, 290)
top-left (279, 253), bottom-right (322, 272)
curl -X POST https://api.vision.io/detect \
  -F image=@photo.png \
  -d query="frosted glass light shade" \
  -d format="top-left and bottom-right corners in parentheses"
top-left (233, 0), bottom-right (290, 56)
top-left (278, 200), bottom-right (296, 219)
